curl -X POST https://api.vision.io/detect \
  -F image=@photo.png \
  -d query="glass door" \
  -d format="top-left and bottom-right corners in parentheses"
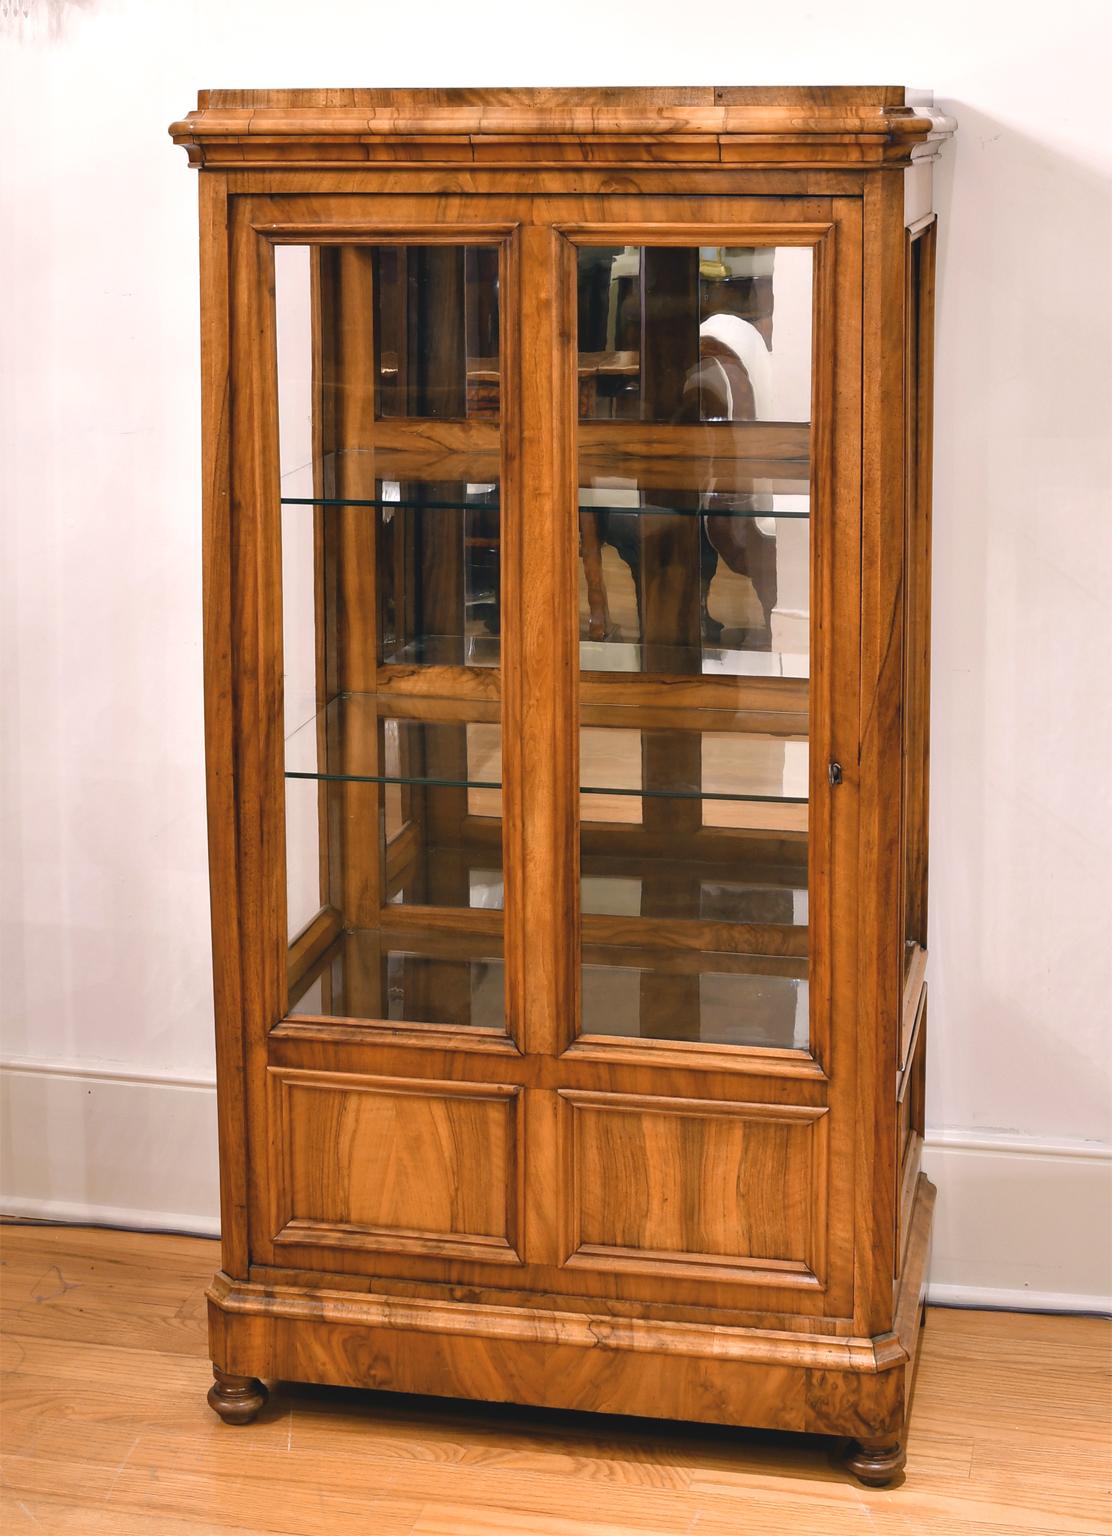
top-left (544, 207), bottom-right (859, 1313)
top-left (275, 240), bottom-right (511, 1038)
top-left (573, 240), bottom-right (814, 1055)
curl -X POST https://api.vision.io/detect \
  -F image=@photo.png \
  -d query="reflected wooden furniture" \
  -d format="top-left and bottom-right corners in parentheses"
top-left (170, 87), bottom-right (954, 1488)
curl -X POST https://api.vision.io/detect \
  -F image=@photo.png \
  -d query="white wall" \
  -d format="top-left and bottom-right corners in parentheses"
top-left (2, 0), bottom-right (1110, 1308)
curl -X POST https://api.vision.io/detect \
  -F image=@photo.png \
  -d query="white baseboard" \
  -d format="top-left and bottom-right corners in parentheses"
top-left (2, 1060), bottom-right (1108, 1313)
top-left (922, 1131), bottom-right (1111, 1314)
top-left (0, 1057), bottom-right (221, 1239)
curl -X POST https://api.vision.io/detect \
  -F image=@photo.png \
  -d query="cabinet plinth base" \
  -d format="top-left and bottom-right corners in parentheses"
top-left (208, 1178), bottom-right (933, 1467)
top-left (844, 1436), bottom-right (906, 1487)
top-left (207, 1366), bottom-right (268, 1425)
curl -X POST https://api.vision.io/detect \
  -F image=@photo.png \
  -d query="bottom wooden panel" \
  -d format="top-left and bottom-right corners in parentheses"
top-left (210, 1175), bottom-right (934, 1447)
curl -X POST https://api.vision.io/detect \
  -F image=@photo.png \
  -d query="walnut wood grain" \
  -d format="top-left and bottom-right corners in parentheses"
top-left (169, 89), bottom-right (955, 172)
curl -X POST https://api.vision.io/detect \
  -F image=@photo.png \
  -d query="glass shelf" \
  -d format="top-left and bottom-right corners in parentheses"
top-left (292, 933), bottom-right (808, 1044)
top-left (579, 640), bottom-right (809, 678)
top-left (285, 697), bottom-right (501, 791)
top-left (280, 489), bottom-right (808, 520)
top-left (577, 492), bottom-right (808, 520)
top-left (382, 636), bottom-right (809, 677)
top-left (281, 495), bottom-right (499, 511)
top-left (382, 636), bottom-right (500, 669)
top-left (454, 870), bottom-right (808, 925)
top-left (286, 695), bottom-right (808, 805)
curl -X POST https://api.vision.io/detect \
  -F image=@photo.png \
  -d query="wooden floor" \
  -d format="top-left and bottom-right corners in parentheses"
top-left (1, 1224), bottom-right (1109, 1535)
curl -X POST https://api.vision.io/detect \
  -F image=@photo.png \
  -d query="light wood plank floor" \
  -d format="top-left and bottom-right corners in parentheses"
top-left (1, 1223), bottom-right (1109, 1535)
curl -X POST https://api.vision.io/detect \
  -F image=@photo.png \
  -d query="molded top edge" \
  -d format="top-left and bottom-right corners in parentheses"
top-left (169, 87), bottom-right (955, 169)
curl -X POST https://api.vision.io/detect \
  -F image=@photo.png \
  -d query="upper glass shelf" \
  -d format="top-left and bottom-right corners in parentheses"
top-left (286, 695), bottom-right (807, 805)
top-left (279, 474), bottom-right (499, 512)
top-left (285, 697), bottom-right (500, 792)
top-left (578, 490), bottom-right (808, 520)
top-left (282, 494), bottom-right (498, 511)
top-left (280, 480), bottom-right (808, 521)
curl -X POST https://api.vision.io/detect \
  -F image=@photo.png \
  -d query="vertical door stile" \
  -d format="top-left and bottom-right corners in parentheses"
top-left (201, 170), bottom-right (251, 1280)
top-left (229, 201), bottom-right (287, 1262)
top-left (325, 249), bottom-right (383, 1020)
top-left (507, 217), bottom-right (580, 1269)
top-left (856, 173), bottom-right (908, 1335)
top-left (819, 197), bottom-right (865, 1320)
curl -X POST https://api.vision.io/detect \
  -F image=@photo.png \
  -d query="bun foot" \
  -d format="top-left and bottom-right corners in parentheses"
top-left (207, 1366), bottom-right (268, 1424)
top-left (844, 1436), bottom-right (905, 1487)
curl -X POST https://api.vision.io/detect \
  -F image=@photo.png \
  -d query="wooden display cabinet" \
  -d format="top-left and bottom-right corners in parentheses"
top-left (170, 87), bottom-right (954, 1487)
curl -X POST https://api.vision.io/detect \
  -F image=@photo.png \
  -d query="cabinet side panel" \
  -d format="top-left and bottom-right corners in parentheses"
top-left (902, 223), bottom-right (936, 957)
top-left (856, 172), bottom-right (907, 1333)
top-left (199, 172), bottom-right (250, 1278)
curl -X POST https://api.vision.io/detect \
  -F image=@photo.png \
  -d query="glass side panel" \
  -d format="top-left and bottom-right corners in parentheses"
top-left (276, 241), bottom-right (505, 1029)
top-left (903, 230), bottom-right (931, 976)
top-left (279, 478), bottom-right (501, 667)
top-left (576, 242), bottom-right (813, 1051)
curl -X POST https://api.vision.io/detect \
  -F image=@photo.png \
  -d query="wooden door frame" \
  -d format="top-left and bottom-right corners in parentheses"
top-left (205, 184), bottom-right (876, 1334)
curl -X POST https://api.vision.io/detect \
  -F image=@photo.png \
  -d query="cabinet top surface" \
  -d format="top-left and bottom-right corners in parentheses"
top-left (194, 86), bottom-right (925, 108)
top-left (170, 86), bottom-right (954, 170)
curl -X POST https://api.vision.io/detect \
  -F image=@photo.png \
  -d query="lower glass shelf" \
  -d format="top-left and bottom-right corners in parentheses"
top-left (288, 918), bottom-right (807, 1051)
top-left (418, 867), bottom-right (809, 927)
top-left (381, 635), bottom-right (809, 678)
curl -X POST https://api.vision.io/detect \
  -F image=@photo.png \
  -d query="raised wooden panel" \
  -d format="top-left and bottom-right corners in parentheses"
top-left (560, 1090), bottom-right (828, 1288)
top-left (269, 1068), bottom-right (523, 1264)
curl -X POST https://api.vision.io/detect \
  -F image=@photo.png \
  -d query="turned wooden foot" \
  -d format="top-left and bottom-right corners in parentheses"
top-left (844, 1436), bottom-right (906, 1487)
top-left (207, 1366), bottom-right (268, 1424)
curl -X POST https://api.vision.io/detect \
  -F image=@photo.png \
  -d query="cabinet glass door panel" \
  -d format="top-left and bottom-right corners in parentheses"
top-left (276, 241), bottom-right (507, 1031)
top-left (577, 245), bottom-right (811, 679)
top-left (575, 241), bottom-right (813, 1051)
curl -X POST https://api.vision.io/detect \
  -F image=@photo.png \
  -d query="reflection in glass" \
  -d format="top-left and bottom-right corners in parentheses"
top-left (577, 245), bottom-right (812, 679)
top-left (375, 245), bottom-right (500, 420)
top-left (278, 479), bottom-right (501, 668)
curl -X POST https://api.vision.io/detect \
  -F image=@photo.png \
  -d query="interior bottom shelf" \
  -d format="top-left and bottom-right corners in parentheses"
top-left (581, 957), bottom-right (807, 1050)
top-left (289, 925), bottom-right (808, 1050)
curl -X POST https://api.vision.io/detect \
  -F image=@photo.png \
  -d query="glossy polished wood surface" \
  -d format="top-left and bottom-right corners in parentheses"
top-left (3, 1224), bottom-right (1109, 1536)
top-left (169, 86), bottom-right (956, 171)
